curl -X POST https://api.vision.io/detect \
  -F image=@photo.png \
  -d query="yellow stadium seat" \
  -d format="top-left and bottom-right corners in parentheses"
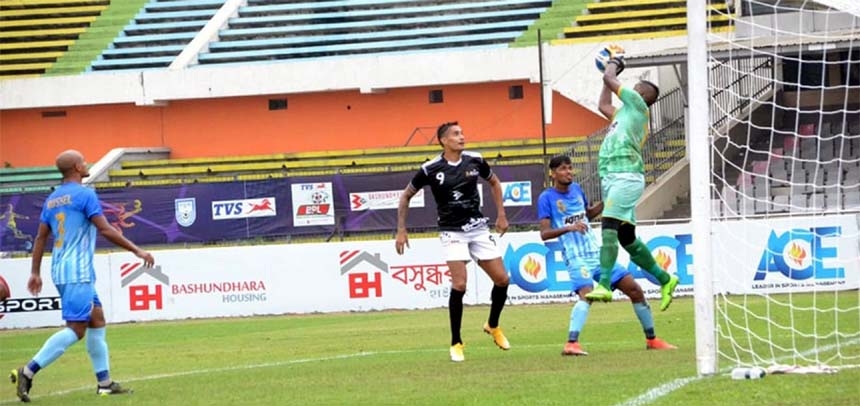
top-left (121, 136), bottom-right (586, 169)
top-left (0, 62), bottom-right (54, 72)
top-left (0, 16), bottom-right (96, 28)
top-left (552, 26), bottom-right (733, 45)
top-left (576, 4), bottom-right (727, 24)
top-left (587, 0), bottom-right (684, 11)
top-left (0, 27), bottom-right (86, 39)
top-left (563, 15), bottom-right (730, 35)
top-left (0, 74), bottom-right (42, 80)
top-left (0, 40), bottom-right (74, 51)
top-left (0, 52), bottom-right (64, 61)
top-left (0, 0), bottom-right (107, 7)
top-left (0, 5), bottom-right (106, 18)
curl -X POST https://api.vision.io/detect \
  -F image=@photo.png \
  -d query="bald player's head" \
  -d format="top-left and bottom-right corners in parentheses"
top-left (55, 150), bottom-right (90, 179)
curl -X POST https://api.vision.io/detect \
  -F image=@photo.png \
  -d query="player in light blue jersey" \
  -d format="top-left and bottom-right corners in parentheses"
top-left (11, 150), bottom-right (154, 403)
top-left (537, 156), bottom-right (676, 356)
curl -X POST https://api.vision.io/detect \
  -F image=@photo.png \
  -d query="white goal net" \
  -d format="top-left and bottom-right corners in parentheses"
top-left (689, 0), bottom-right (860, 375)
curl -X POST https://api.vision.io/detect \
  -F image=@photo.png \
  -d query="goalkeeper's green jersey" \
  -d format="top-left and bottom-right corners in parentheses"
top-left (598, 86), bottom-right (650, 176)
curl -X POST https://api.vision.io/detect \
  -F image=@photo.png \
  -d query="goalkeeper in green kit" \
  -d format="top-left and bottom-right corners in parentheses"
top-left (584, 45), bottom-right (679, 311)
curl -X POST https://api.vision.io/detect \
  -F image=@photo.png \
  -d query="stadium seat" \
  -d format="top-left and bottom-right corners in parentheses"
top-left (0, 0), bottom-right (108, 79)
top-left (197, 0), bottom-right (551, 65)
top-left (552, 0), bottom-right (733, 45)
top-left (89, 0), bottom-right (224, 71)
top-left (0, 166), bottom-right (62, 193)
top-left (199, 32), bottom-right (527, 64)
top-left (98, 137), bottom-right (582, 185)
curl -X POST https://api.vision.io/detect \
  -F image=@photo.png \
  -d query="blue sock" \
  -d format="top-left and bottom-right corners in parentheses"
top-left (31, 328), bottom-right (79, 373)
top-left (568, 300), bottom-right (590, 342)
top-left (633, 302), bottom-right (656, 339)
top-left (86, 328), bottom-right (111, 384)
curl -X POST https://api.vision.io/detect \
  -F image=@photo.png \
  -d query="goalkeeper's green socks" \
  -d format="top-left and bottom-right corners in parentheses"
top-left (624, 238), bottom-right (671, 285)
top-left (598, 229), bottom-right (620, 290)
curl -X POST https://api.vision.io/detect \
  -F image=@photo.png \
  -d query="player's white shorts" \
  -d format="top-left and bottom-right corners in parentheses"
top-left (439, 228), bottom-right (501, 262)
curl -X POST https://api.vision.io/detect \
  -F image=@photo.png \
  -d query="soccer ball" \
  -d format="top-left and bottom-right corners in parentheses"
top-left (595, 44), bottom-right (625, 73)
top-left (0, 277), bottom-right (9, 301)
top-left (311, 191), bottom-right (328, 204)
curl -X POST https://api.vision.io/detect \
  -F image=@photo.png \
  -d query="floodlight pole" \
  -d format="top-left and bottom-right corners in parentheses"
top-left (538, 29), bottom-right (549, 184)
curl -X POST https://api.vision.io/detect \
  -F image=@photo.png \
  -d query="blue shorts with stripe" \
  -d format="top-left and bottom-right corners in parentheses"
top-left (566, 258), bottom-right (630, 294)
top-left (56, 282), bottom-right (101, 322)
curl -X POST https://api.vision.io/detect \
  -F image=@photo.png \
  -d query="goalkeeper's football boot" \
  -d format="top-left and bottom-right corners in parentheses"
top-left (483, 323), bottom-right (511, 350)
top-left (660, 274), bottom-right (680, 311)
top-left (97, 381), bottom-right (132, 396)
top-left (646, 337), bottom-right (678, 350)
top-left (561, 341), bottom-right (588, 356)
top-left (449, 343), bottom-right (465, 362)
top-left (584, 285), bottom-right (613, 302)
top-left (10, 367), bottom-right (32, 403)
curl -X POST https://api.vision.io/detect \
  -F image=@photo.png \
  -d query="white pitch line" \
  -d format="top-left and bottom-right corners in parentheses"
top-left (615, 337), bottom-right (860, 406)
top-left (1, 351), bottom-right (386, 404)
top-left (1, 344), bottom-right (564, 404)
top-left (616, 376), bottom-right (702, 406)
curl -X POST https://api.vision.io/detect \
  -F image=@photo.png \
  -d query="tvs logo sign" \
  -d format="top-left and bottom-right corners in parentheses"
top-left (340, 251), bottom-right (388, 298)
top-left (211, 197), bottom-right (277, 220)
top-left (121, 262), bottom-right (170, 311)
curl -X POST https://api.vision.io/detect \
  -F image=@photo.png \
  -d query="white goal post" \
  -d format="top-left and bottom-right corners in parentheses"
top-left (688, 0), bottom-right (860, 376)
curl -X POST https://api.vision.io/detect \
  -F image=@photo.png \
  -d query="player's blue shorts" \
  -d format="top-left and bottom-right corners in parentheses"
top-left (568, 263), bottom-right (630, 294)
top-left (56, 282), bottom-right (100, 322)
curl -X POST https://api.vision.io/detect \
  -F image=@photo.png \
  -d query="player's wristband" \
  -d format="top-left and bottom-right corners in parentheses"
top-left (608, 57), bottom-right (625, 74)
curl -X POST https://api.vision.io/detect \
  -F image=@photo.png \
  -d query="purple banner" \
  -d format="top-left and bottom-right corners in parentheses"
top-left (0, 165), bottom-right (545, 252)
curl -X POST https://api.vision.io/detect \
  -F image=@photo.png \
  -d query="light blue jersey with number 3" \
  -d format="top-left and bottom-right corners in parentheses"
top-left (40, 183), bottom-right (103, 285)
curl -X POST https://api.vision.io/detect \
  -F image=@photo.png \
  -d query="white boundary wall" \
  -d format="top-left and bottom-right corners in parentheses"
top-left (1, 214), bottom-right (856, 329)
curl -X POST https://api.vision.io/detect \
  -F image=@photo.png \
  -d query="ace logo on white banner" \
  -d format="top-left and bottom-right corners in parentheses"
top-left (293, 182), bottom-right (335, 226)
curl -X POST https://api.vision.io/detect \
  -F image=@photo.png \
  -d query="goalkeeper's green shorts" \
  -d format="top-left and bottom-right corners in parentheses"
top-left (600, 172), bottom-right (645, 225)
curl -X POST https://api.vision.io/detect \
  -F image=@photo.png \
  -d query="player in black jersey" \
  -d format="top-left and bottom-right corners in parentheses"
top-left (395, 121), bottom-right (511, 362)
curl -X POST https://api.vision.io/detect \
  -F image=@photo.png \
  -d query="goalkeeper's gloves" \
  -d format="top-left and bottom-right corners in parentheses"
top-left (607, 56), bottom-right (625, 75)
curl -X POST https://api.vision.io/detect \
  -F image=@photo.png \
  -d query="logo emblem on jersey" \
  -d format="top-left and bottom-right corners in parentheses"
top-left (556, 199), bottom-right (566, 213)
top-left (580, 266), bottom-right (590, 279)
top-left (452, 191), bottom-right (463, 200)
top-left (465, 169), bottom-right (480, 177)
top-left (174, 198), bottom-right (197, 227)
top-left (607, 121), bottom-right (619, 134)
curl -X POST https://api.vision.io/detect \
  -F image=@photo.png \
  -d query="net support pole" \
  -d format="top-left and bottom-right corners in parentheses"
top-left (687, 0), bottom-right (717, 376)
